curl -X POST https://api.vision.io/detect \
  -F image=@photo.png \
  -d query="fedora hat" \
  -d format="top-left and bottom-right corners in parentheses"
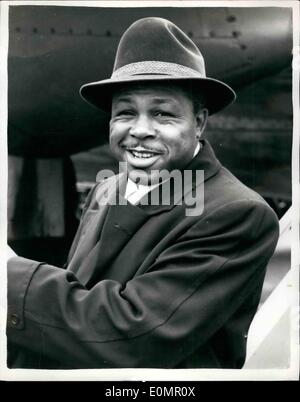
top-left (80, 17), bottom-right (236, 115)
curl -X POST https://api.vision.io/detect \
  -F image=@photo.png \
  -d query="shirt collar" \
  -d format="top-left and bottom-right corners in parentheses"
top-left (193, 141), bottom-right (201, 158)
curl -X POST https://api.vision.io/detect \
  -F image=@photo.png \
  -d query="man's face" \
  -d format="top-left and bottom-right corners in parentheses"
top-left (109, 84), bottom-right (207, 184)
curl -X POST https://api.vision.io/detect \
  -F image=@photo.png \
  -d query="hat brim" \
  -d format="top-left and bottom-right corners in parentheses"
top-left (80, 75), bottom-right (236, 116)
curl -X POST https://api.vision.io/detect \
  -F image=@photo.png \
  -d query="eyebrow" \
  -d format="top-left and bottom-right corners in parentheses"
top-left (113, 96), bottom-right (178, 105)
top-left (113, 96), bottom-right (133, 104)
top-left (151, 97), bottom-right (178, 105)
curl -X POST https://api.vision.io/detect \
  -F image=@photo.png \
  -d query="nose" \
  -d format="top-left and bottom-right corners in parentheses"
top-left (129, 114), bottom-right (156, 139)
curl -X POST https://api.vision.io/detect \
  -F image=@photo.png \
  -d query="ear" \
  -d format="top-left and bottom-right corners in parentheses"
top-left (195, 108), bottom-right (208, 139)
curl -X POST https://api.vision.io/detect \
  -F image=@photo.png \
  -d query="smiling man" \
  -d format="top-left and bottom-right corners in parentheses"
top-left (7, 17), bottom-right (279, 369)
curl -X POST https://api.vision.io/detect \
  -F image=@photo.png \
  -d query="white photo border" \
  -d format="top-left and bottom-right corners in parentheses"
top-left (0, 0), bottom-right (299, 381)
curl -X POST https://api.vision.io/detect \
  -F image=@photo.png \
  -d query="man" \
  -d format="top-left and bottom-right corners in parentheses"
top-left (7, 17), bottom-right (279, 369)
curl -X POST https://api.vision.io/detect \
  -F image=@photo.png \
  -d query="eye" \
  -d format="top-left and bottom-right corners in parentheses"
top-left (115, 109), bottom-right (136, 117)
top-left (153, 110), bottom-right (175, 118)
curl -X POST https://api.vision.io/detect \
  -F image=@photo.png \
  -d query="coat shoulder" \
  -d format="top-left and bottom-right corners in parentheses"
top-left (205, 165), bottom-right (274, 211)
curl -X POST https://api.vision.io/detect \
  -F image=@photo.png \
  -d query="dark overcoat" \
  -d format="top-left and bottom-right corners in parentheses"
top-left (7, 140), bottom-right (279, 369)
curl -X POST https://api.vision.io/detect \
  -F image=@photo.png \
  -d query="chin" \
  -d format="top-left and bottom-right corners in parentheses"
top-left (128, 169), bottom-right (152, 185)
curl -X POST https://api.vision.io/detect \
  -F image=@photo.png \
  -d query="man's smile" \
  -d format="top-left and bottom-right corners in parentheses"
top-left (123, 146), bottom-right (163, 168)
top-left (124, 145), bottom-right (163, 156)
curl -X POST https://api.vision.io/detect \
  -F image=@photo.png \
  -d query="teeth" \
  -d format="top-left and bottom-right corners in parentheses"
top-left (130, 150), bottom-right (156, 159)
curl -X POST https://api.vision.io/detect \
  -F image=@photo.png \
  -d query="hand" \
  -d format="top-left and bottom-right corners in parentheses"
top-left (7, 245), bottom-right (17, 260)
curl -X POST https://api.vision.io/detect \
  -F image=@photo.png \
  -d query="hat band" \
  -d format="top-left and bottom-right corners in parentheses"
top-left (111, 61), bottom-right (205, 79)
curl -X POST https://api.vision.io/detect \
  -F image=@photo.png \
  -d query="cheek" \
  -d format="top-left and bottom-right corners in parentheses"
top-left (165, 129), bottom-right (195, 151)
top-left (109, 128), bottom-right (122, 155)
top-left (164, 131), bottom-right (197, 164)
top-left (109, 122), bottom-right (125, 144)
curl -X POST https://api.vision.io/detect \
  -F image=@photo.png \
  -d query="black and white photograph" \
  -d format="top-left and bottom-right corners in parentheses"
top-left (0, 0), bottom-right (299, 381)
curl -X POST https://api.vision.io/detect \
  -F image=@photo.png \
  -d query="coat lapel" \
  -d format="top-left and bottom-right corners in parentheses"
top-left (68, 173), bottom-right (149, 287)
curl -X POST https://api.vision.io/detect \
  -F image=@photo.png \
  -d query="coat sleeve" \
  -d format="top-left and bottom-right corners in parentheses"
top-left (7, 199), bottom-right (279, 368)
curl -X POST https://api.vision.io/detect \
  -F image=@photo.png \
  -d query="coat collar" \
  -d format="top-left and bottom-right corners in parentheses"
top-left (186, 139), bottom-right (221, 180)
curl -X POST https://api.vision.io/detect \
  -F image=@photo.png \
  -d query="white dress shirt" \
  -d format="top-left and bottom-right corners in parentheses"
top-left (124, 142), bottom-right (201, 205)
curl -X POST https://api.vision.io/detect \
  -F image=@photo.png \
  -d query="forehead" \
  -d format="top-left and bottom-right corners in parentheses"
top-left (112, 83), bottom-right (193, 105)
